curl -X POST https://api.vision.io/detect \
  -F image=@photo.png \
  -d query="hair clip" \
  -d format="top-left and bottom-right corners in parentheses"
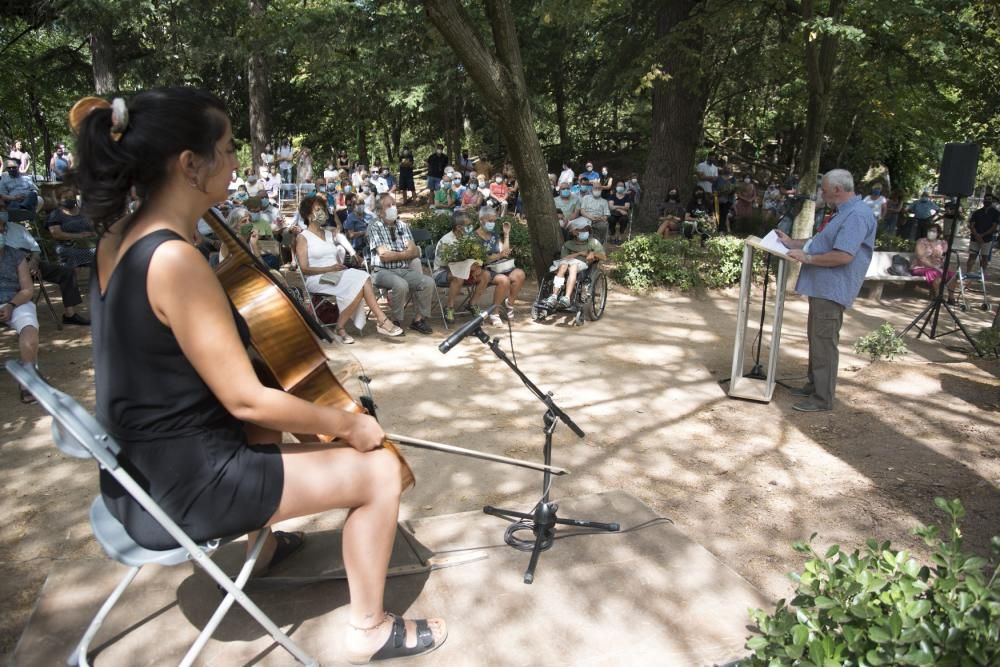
top-left (110, 98), bottom-right (129, 141)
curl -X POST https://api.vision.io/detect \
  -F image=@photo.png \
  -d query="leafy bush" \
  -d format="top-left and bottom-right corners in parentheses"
top-left (853, 323), bottom-right (908, 362)
top-left (875, 234), bottom-right (916, 253)
top-left (741, 498), bottom-right (1000, 667)
top-left (609, 234), bottom-right (760, 290)
top-left (437, 234), bottom-right (486, 264)
top-left (499, 214), bottom-right (534, 278)
top-left (407, 209), bottom-right (453, 242)
top-left (972, 326), bottom-right (1000, 358)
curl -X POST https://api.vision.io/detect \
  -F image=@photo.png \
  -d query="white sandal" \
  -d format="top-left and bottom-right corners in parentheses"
top-left (376, 319), bottom-right (404, 337)
top-left (336, 327), bottom-right (356, 344)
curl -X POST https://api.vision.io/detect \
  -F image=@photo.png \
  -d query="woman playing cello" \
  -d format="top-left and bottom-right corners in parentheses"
top-left (76, 88), bottom-right (445, 664)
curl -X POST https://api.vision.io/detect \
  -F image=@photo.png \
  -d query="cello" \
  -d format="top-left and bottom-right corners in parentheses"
top-left (201, 208), bottom-right (566, 479)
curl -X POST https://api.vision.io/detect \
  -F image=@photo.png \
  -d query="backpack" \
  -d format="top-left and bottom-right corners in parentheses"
top-left (887, 254), bottom-right (911, 276)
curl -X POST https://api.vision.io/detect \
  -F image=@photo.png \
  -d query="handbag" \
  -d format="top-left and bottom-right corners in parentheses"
top-left (887, 253), bottom-right (911, 276)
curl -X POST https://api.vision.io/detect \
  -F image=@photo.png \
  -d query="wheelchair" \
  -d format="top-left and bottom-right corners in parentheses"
top-left (530, 260), bottom-right (608, 326)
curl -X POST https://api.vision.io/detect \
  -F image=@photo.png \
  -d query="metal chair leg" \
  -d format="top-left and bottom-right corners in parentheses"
top-left (35, 279), bottom-right (63, 330)
top-left (69, 565), bottom-right (142, 666)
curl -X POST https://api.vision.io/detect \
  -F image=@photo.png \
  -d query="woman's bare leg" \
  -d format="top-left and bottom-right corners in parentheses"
top-left (507, 269), bottom-right (526, 304)
top-left (359, 277), bottom-right (391, 324)
top-left (491, 274), bottom-right (510, 305)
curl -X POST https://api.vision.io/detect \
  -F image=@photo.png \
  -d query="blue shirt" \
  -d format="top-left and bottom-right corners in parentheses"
top-left (580, 170), bottom-right (600, 183)
top-left (910, 198), bottom-right (939, 220)
top-left (343, 212), bottom-right (370, 254)
top-left (795, 195), bottom-right (876, 309)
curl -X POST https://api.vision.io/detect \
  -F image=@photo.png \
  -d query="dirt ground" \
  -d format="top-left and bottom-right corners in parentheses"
top-left (1, 253), bottom-right (998, 662)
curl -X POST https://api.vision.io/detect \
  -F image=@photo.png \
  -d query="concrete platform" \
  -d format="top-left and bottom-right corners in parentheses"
top-left (14, 491), bottom-right (767, 666)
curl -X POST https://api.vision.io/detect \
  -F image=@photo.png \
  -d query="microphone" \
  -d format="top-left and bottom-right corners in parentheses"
top-left (438, 304), bottom-right (497, 354)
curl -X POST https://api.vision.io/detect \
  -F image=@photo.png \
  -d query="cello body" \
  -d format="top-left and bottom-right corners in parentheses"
top-left (203, 208), bottom-right (415, 490)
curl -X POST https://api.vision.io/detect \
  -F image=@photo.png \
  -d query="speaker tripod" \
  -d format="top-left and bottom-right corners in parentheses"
top-left (472, 328), bottom-right (620, 584)
top-left (899, 195), bottom-right (982, 356)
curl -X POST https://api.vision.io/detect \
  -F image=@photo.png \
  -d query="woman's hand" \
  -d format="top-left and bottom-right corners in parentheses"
top-left (502, 220), bottom-right (511, 234)
top-left (342, 413), bottom-right (385, 452)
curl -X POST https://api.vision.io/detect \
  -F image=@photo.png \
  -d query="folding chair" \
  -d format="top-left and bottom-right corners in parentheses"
top-left (33, 275), bottom-right (62, 330)
top-left (5, 361), bottom-right (318, 667)
top-left (410, 228), bottom-right (450, 329)
top-left (293, 263), bottom-right (339, 332)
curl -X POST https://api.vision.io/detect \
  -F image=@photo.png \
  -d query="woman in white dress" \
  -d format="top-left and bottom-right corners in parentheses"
top-left (294, 197), bottom-right (403, 343)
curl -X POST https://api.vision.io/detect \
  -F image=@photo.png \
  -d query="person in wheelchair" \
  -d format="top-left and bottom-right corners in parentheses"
top-left (542, 218), bottom-right (606, 310)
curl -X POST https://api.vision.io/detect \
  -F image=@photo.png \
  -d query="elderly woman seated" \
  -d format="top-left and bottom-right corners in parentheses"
top-left (294, 197), bottom-right (403, 343)
top-left (1, 234), bottom-right (40, 403)
top-left (912, 223), bottom-right (957, 303)
top-left (46, 185), bottom-right (96, 269)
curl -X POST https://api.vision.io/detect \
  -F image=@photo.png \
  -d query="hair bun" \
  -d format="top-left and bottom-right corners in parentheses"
top-left (69, 96), bottom-right (111, 134)
top-left (110, 98), bottom-right (129, 140)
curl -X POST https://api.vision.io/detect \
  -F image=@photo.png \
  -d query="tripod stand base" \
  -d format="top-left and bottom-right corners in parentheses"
top-left (484, 503), bottom-right (620, 584)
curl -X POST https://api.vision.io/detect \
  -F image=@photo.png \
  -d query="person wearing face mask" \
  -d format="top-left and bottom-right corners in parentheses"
top-left (1, 159), bottom-right (39, 212)
top-left (656, 187), bottom-right (686, 238)
top-left (0, 219), bottom-right (40, 403)
top-left (474, 206), bottom-right (525, 320)
top-left (553, 181), bottom-right (582, 238)
top-left (695, 152), bottom-right (719, 193)
top-left (862, 184), bottom-right (887, 229)
top-left (371, 168), bottom-right (389, 194)
top-left (625, 174), bottom-right (641, 204)
top-left (608, 184), bottom-right (631, 244)
top-left (46, 186), bottom-right (97, 269)
top-left (48, 144), bottom-right (74, 181)
top-left (426, 144), bottom-right (448, 193)
top-left (342, 194), bottom-right (371, 260)
top-left (579, 183), bottom-right (611, 243)
top-left (398, 146), bottom-right (415, 204)
top-left (432, 211), bottom-right (491, 324)
top-left (449, 174), bottom-right (465, 200)
top-left (580, 162), bottom-right (600, 184)
top-left (598, 166), bottom-right (613, 199)
top-left (459, 176), bottom-right (484, 211)
top-left (0, 199), bottom-right (89, 325)
top-left (368, 193), bottom-right (435, 334)
top-left (488, 174), bottom-right (509, 216)
top-left (542, 218), bottom-right (606, 310)
top-left (433, 175), bottom-right (456, 209)
top-left (295, 197), bottom-right (402, 343)
top-left (774, 169), bottom-right (876, 413)
top-left (905, 191), bottom-right (940, 241)
top-left (911, 223), bottom-right (957, 304)
top-left (683, 187), bottom-right (712, 241)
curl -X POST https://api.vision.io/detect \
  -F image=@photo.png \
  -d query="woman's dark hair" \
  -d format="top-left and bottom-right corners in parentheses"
top-left (298, 195), bottom-right (324, 224)
top-left (75, 87), bottom-right (228, 235)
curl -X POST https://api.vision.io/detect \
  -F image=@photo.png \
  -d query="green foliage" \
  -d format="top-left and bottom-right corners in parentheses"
top-left (500, 215), bottom-right (534, 278)
top-left (875, 234), bottom-right (916, 253)
top-left (972, 326), bottom-right (1000, 359)
top-left (609, 234), bottom-right (758, 291)
top-left (853, 323), bottom-right (909, 362)
top-left (437, 234), bottom-right (485, 264)
top-left (741, 498), bottom-right (1000, 667)
top-left (407, 209), bottom-right (454, 242)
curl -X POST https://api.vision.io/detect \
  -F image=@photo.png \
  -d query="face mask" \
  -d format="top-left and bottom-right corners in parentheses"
top-left (344, 185), bottom-right (352, 193)
top-left (601, 169), bottom-right (608, 175)
top-left (6, 169), bottom-right (17, 178)
top-left (362, 186), bottom-right (370, 193)
top-left (616, 187), bottom-right (625, 194)
top-left (478, 180), bottom-right (486, 187)
top-left (872, 189), bottom-right (881, 196)
top-left (744, 178), bottom-right (752, 183)
top-left (384, 206), bottom-right (398, 222)
top-left (586, 167), bottom-right (593, 172)
top-left (453, 182), bottom-right (461, 188)
top-left (631, 179), bottom-right (637, 184)
top-left (62, 197), bottom-right (77, 208)
top-left (442, 181), bottom-right (451, 188)
top-left (926, 231), bottom-right (938, 240)
top-left (560, 189), bottom-right (571, 198)
top-left (313, 209), bottom-right (328, 225)
top-left (578, 232), bottom-right (590, 241)
top-left (318, 186), bottom-right (327, 193)
top-left (484, 221), bottom-right (496, 232)
top-left (582, 186), bottom-right (592, 194)
top-left (669, 192), bottom-right (679, 201)
top-left (495, 177), bottom-right (502, 184)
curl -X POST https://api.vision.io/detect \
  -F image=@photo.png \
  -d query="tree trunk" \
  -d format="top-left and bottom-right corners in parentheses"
top-left (357, 121), bottom-right (369, 166)
top-left (635, 1), bottom-right (708, 233)
top-left (247, 0), bottom-right (271, 173)
top-left (791, 0), bottom-right (843, 242)
top-left (89, 22), bottom-right (117, 94)
top-left (424, 0), bottom-right (561, 277)
top-left (28, 89), bottom-right (49, 181)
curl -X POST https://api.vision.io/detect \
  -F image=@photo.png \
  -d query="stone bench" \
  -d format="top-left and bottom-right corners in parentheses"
top-left (863, 251), bottom-right (924, 300)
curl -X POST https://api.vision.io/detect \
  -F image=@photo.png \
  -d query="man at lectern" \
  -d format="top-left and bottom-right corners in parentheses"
top-left (775, 169), bottom-right (876, 413)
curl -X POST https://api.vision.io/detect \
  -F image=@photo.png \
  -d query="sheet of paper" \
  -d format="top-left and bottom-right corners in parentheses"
top-left (758, 229), bottom-right (790, 257)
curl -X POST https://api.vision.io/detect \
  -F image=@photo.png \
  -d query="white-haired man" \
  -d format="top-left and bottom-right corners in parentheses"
top-left (776, 168), bottom-right (876, 412)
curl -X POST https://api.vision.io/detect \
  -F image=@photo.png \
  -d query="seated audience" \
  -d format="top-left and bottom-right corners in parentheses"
top-left (1, 201), bottom-right (88, 325)
top-left (656, 187), bottom-right (687, 238)
top-left (579, 183), bottom-right (611, 243)
top-left (343, 197), bottom-right (371, 259)
top-left (608, 183), bottom-right (631, 244)
top-left (554, 181), bottom-right (582, 235)
top-left (433, 175), bottom-right (456, 210)
top-left (474, 206), bottom-right (525, 320)
top-left (368, 193), bottom-right (436, 334)
top-left (231, 183), bottom-right (250, 203)
top-left (46, 186), bottom-right (96, 268)
top-left (0, 234), bottom-right (40, 403)
top-left (912, 223), bottom-right (957, 303)
top-left (542, 218), bottom-right (606, 309)
top-left (1, 158), bottom-right (39, 212)
top-left (459, 179), bottom-right (484, 210)
top-left (296, 198), bottom-right (402, 343)
top-left (488, 175), bottom-right (509, 216)
top-left (432, 211), bottom-right (492, 323)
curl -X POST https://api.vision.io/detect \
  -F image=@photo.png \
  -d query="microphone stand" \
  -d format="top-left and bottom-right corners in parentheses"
top-left (470, 327), bottom-right (620, 584)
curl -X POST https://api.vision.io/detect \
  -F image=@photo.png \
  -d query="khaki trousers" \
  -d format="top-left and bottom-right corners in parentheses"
top-left (805, 297), bottom-right (845, 409)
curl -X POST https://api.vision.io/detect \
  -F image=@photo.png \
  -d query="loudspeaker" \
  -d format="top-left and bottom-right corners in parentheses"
top-left (937, 143), bottom-right (979, 197)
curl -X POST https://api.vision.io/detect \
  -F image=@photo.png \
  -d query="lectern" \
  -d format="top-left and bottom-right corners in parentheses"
top-left (728, 234), bottom-right (799, 403)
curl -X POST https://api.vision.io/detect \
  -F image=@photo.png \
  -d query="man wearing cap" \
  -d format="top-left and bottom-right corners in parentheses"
top-left (905, 191), bottom-right (939, 241)
top-left (1, 159), bottom-right (39, 212)
top-left (542, 218), bottom-right (606, 310)
top-left (775, 168), bottom-right (876, 413)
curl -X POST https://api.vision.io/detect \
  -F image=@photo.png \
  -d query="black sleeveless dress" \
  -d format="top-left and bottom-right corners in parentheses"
top-left (91, 229), bottom-right (284, 549)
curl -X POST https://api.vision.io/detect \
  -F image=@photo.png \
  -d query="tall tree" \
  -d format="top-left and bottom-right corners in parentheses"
top-left (424, 0), bottom-right (560, 277)
top-left (247, 0), bottom-right (272, 173)
top-left (634, 1), bottom-right (710, 233)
